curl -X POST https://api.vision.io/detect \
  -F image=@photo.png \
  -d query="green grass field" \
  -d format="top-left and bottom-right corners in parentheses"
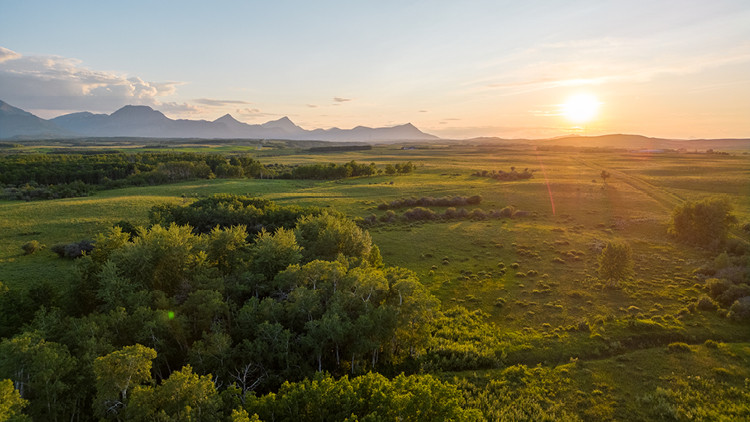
top-left (2, 143), bottom-right (749, 420)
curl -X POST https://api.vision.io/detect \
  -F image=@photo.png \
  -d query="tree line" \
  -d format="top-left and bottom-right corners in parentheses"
top-left (0, 153), bottom-right (416, 200)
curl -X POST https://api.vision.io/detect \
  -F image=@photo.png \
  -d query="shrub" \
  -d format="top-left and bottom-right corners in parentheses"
top-left (669, 197), bottom-right (737, 248)
top-left (380, 210), bottom-right (397, 223)
top-left (51, 240), bottom-right (95, 259)
top-left (704, 339), bottom-right (719, 348)
top-left (403, 207), bottom-right (437, 221)
top-left (695, 296), bottom-right (718, 312)
top-left (469, 209), bottom-right (486, 220)
top-left (666, 342), bottom-right (691, 353)
top-left (716, 284), bottom-right (750, 308)
top-left (466, 195), bottom-right (482, 205)
top-left (21, 240), bottom-right (45, 255)
top-left (598, 241), bottom-right (634, 281)
top-left (728, 296), bottom-right (750, 322)
top-left (498, 206), bottom-right (515, 218)
top-left (707, 277), bottom-right (732, 299)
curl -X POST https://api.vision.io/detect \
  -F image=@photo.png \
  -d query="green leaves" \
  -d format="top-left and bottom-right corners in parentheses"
top-left (93, 344), bottom-right (157, 418)
top-left (669, 197), bottom-right (737, 248)
top-left (0, 378), bottom-right (28, 422)
top-left (246, 372), bottom-right (478, 422)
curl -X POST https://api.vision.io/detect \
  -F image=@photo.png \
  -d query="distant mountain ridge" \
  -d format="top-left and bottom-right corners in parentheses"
top-left (0, 100), bottom-right (438, 141)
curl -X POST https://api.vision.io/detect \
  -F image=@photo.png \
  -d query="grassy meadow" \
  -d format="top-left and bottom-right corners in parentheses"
top-left (1, 142), bottom-right (749, 419)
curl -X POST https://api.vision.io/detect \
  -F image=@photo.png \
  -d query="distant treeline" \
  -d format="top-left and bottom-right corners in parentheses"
top-left (0, 152), bottom-right (265, 200)
top-left (377, 195), bottom-right (482, 210)
top-left (0, 152), bottom-right (416, 200)
top-left (472, 167), bottom-right (534, 181)
top-left (277, 160), bottom-right (414, 179)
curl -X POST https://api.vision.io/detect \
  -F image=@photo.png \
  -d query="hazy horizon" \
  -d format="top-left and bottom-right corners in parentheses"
top-left (1, 1), bottom-right (748, 139)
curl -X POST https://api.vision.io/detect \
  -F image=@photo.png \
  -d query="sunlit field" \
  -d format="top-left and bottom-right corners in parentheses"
top-left (1, 142), bottom-right (749, 420)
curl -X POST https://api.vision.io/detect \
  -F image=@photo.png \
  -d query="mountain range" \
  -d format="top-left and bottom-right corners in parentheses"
top-left (0, 100), bottom-right (438, 141)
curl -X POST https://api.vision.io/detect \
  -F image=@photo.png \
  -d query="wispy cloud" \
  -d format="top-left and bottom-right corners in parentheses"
top-left (333, 97), bottom-right (351, 102)
top-left (474, 39), bottom-right (750, 96)
top-left (306, 104), bottom-right (318, 108)
top-left (194, 98), bottom-right (251, 106)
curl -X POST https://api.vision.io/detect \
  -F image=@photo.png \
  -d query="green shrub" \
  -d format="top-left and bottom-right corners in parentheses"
top-left (21, 240), bottom-right (45, 255)
top-left (666, 342), bottom-right (691, 353)
top-left (728, 297), bottom-right (750, 322)
top-left (51, 240), bottom-right (95, 259)
top-left (669, 197), bottom-right (737, 248)
top-left (704, 339), bottom-right (719, 349)
top-left (598, 241), bottom-right (634, 281)
top-left (695, 296), bottom-right (719, 312)
top-left (717, 284), bottom-right (750, 308)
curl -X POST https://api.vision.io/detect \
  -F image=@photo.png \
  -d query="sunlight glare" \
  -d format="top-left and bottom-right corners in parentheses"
top-left (562, 93), bottom-right (600, 124)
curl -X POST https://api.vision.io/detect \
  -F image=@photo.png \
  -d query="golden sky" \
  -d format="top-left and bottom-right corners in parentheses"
top-left (1, 1), bottom-right (748, 139)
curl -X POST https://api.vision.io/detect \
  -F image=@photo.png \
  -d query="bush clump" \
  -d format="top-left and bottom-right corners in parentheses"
top-left (21, 240), bottom-right (45, 255)
top-left (378, 195), bottom-right (481, 210)
top-left (669, 197), bottom-right (737, 249)
top-left (728, 297), bottom-right (750, 322)
top-left (598, 241), bottom-right (634, 281)
top-left (695, 296), bottom-right (719, 312)
top-left (51, 240), bottom-right (95, 259)
top-left (403, 207), bottom-right (438, 221)
top-left (666, 342), bottom-right (692, 353)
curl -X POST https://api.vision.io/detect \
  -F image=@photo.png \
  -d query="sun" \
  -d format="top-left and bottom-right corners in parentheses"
top-left (562, 93), bottom-right (600, 124)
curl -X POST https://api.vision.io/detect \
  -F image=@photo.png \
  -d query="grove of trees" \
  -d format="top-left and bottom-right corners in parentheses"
top-left (0, 195), bottom-right (448, 420)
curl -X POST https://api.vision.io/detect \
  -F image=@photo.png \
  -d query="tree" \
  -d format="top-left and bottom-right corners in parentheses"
top-left (0, 332), bottom-right (76, 421)
top-left (93, 344), bottom-right (157, 419)
top-left (598, 241), bottom-right (633, 283)
top-left (669, 197), bottom-right (737, 248)
top-left (0, 378), bottom-right (28, 422)
top-left (250, 228), bottom-right (302, 280)
top-left (127, 365), bottom-right (222, 421)
top-left (204, 225), bottom-right (250, 275)
top-left (295, 213), bottom-right (372, 262)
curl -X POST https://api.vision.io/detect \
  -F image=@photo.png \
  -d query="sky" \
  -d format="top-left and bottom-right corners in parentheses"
top-left (1, 0), bottom-right (749, 139)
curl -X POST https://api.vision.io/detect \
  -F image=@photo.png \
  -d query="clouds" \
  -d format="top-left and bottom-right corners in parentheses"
top-left (475, 36), bottom-right (750, 98)
top-left (194, 98), bottom-right (252, 107)
top-left (333, 97), bottom-right (351, 103)
top-left (0, 47), bottom-right (21, 63)
top-left (0, 47), bottom-right (187, 115)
